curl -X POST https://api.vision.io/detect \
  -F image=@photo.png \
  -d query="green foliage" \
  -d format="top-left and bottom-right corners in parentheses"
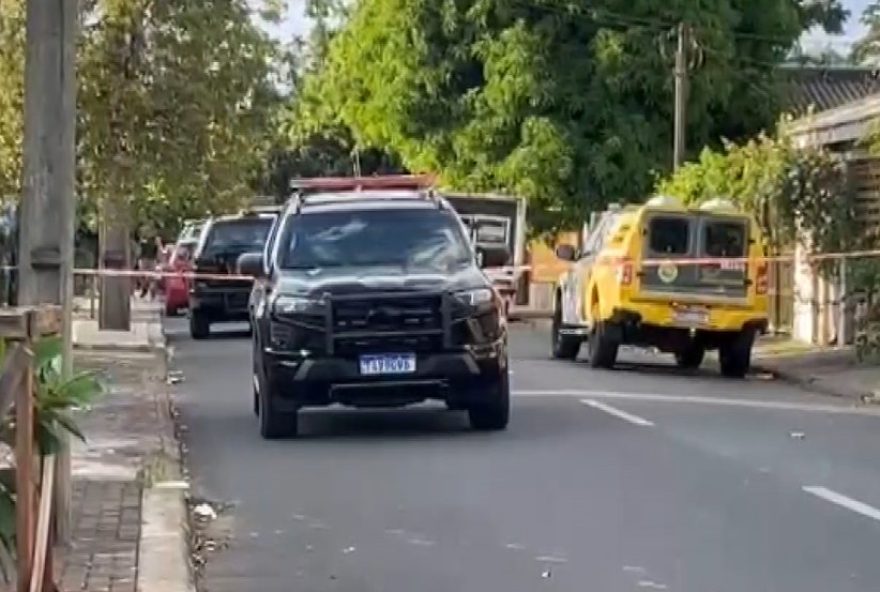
top-left (78, 0), bottom-right (284, 237)
top-left (0, 336), bottom-right (104, 570)
top-left (0, 0), bottom-right (284, 235)
top-left (852, 1), bottom-right (880, 64)
top-left (0, 0), bottom-right (23, 202)
top-left (658, 129), bottom-right (855, 256)
top-left (291, 0), bottom-right (847, 232)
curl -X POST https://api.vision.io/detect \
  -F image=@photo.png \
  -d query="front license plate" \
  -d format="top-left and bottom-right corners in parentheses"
top-left (359, 353), bottom-right (417, 376)
top-left (673, 309), bottom-right (709, 326)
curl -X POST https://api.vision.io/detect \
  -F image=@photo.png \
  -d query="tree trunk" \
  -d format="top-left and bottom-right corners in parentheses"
top-left (98, 200), bottom-right (131, 331)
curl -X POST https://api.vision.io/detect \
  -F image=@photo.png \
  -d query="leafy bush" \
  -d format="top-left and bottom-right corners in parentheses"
top-left (0, 336), bottom-right (104, 581)
top-left (657, 130), bottom-right (856, 258)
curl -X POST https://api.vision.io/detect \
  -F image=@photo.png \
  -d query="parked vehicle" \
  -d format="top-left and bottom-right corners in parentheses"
top-left (178, 219), bottom-right (205, 244)
top-left (444, 192), bottom-right (527, 315)
top-left (162, 240), bottom-right (197, 316)
top-left (552, 196), bottom-right (769, 377)
top-left (189, 211), bottom-right (277, 338)
top-left (241, 177), bottom-right (509, 439)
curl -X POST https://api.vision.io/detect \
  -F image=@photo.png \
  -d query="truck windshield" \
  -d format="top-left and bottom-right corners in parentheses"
top-left (202, 218), bottom-right (273, 257)
top-left (280, 208), bottom-right (472, 269)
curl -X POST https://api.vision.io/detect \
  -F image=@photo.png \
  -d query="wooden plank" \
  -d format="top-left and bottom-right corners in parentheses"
top-left (0, 344), bottom-right (29, 419)
top-left (0, 310), bottom-right (28, 340)
top-left (0, 306), bottom-right (61, 340)
top-left (29, 458), bottom-right (54, 592)
top-left (28, 307), bottom-right (61, 338)
top-left (16, 359), bottom-right (34, 592)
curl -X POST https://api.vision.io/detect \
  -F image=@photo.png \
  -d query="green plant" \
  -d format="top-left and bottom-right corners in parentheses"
top-left (0, 336), bottom-right (104, 581)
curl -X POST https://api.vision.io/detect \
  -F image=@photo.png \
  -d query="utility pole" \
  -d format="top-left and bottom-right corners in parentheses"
top-left (18, 0), bottom-right (77, 543)
top-left (673, 21), bottom-right (689, 171)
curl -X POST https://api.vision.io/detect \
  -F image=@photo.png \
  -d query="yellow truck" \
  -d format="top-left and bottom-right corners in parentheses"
top-left (551, 196), bottom-right (769, 377)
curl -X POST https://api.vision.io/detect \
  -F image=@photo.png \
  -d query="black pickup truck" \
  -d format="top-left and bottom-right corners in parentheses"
top-left (188, 210), bottom-right (278, 339)
top-left (239, 188), bottom-right (510, 439)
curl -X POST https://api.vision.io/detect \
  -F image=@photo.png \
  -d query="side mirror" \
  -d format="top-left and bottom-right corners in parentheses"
top-left (555, 244), bottom-right (578, 262)
top-left (237, 252), bottom-right (265, 278)
top-left (477, 245), bottom-right (512, 268)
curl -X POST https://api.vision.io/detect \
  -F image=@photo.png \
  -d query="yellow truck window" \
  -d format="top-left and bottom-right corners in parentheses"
top-left (703, 220), bottom-right (746, 258)
top-left (648, 217), bottom-right (690, 255)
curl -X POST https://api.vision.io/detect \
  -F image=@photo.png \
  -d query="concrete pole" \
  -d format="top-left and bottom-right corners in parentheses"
top-left (18, 0), bottom-right (77, 543)
top-left (673, 22), bottom-right (689, 171)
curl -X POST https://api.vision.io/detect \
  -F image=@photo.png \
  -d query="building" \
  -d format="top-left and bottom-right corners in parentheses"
top-left (782, 66), bottom-right (880, 344)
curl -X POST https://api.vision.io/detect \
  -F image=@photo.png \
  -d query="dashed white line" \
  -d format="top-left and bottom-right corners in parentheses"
top-left (581, 399), bottom-right (655, 427)
top-left (802, 486), bottom-right (880, 522)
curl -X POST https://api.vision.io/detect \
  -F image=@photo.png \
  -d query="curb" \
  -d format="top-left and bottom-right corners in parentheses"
top-left (136, 317), bottom-right (196, 592)
top-left (751, 361), bottom-right (874, 401)
top-left (73, 342), bottom-right (164, 354)
top-left (139, 477), bottom-right (194, 592)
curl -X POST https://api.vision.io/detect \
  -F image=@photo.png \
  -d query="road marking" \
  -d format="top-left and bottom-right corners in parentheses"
top-left (515, 389), bottom-right (880, 416)
top-left (535, 555), bottom-right (567, 564)
top-left (802, 486), bottom-right (880, 522)
top-left (581, 399), bottom-right (655, 426)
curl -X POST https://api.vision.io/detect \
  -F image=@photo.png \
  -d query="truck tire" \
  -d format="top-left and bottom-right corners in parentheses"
top-left (675, 344), bottom-right (705, 369)
top-left (587, 321), bottom-right (619, 369)
top-left (189, 311), bottom-right (210, 340)
top-left (468, 371), bottom-right (510, 431)
top-left (256, 366), bottom-right (298, 439)
top-left (551, 302), bottom-right (580, 360)
top-left (719, 329), bottom-right (755, 378)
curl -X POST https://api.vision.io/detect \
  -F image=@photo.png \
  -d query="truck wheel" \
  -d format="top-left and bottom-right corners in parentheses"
top-left (551, 303), bottom-right (580, 360)
top-left (675, 344), bottom-right (705, 369)
top-left (587, 321), bottom-right (619, 369)
top-left (719, 329), bottom-right (755, 378)
top-left (468, 371), bottom-right (510, 431)
top-left (256, 366), bottom-right (298, 439)
top-left (189, 312), bottom-right (210, 340)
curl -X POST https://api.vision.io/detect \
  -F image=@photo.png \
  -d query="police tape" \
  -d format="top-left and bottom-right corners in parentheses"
top-left (3, 244), bottom-right (880, 282)
top-left (0, 264), bottom-right (532, 282)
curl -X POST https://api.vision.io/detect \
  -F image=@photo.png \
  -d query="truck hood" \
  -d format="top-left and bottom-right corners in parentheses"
top-left (275, 263), bottom-right (488, 298)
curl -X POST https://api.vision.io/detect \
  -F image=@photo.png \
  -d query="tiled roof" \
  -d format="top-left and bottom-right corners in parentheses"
top-left (779, 65), bottom-right (880, 115)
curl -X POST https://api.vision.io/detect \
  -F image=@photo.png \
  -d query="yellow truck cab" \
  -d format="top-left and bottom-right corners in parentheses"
top-left (552, 195), bottom-right (769, 377)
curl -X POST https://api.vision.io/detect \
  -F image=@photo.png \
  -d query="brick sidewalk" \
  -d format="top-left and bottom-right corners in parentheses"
top-left (59, 347), bottom-right (172, 592)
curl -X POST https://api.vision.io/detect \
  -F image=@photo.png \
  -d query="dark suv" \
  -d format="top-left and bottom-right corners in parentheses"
top-left (189, 211), bottom-right (278, 339)
top-left (239, 189), bottom-right (510, 439)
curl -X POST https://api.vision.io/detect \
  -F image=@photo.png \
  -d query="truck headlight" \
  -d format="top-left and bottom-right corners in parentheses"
top-left (455, 288), bottom-right (495, 307)
top-left (272, 295), bottom-right (320, 315)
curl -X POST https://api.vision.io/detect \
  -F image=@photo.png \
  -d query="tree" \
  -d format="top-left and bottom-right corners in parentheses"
top-left (78, 0), bottom-right (282, 238)
top-left (293, 0), bottom-right (847, 232)
top-left (0, 0), bottom-right (24, 202)
top-left (657, 129), bottom-right (855, 257)
top-left (252, 0), bottom-right (403, 195)
top-left (852, 1), bottom-right (880, 64)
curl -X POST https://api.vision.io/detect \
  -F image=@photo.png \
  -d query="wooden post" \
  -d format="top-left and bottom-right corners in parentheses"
top-left (16, 353), bottom-right (34, 592)
top-left (838, 258), bottom-right (849, 346)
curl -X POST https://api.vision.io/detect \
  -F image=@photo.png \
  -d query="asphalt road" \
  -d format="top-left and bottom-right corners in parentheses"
top-left (168, 318), bottom-right (880, 592)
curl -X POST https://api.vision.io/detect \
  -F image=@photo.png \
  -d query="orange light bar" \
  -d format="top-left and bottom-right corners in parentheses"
top-left (290, 174), bottom-right (436, 192)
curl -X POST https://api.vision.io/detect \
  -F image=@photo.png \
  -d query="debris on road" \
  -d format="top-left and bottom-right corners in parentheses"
top-left (790, 431), bottom-right (806, 440)
top-left (167, 369), bottom-right (185, 385)
top-left (193, 503), bottom-right (217, 521)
